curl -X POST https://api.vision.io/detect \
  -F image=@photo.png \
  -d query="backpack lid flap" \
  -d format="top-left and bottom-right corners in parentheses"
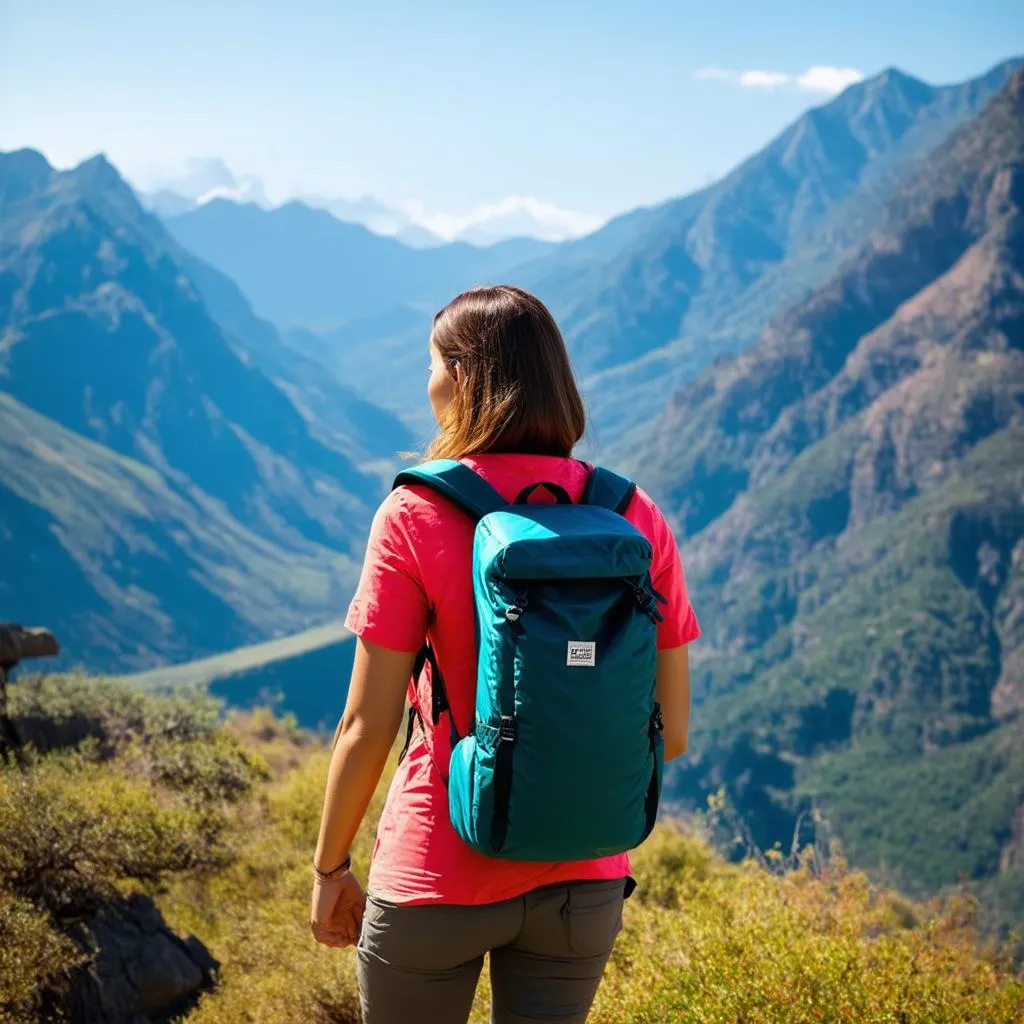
top-left (479, 504), bottom-right (652, 581)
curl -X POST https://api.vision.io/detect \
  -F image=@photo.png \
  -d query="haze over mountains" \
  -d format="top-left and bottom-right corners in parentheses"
top-left (164, 199), bottom-right (554, 328)
top-left (2, 57), bottom-right (1023, 918)
top-left (139, 156), bottom-right (597, 249)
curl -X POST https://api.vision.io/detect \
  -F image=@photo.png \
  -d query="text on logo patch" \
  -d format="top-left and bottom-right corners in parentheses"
top-left (566, 641), bottom-right (596, 667)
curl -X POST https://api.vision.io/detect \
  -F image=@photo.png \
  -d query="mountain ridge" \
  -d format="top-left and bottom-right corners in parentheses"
top-left (164, 196), bottom-right (555, 329)
top-left (0, 149), bottom-right (386, 668)
top-left (634, 67), bottom-right (1024, 907)
top-left (518, 57), bottom-right (1024, 447)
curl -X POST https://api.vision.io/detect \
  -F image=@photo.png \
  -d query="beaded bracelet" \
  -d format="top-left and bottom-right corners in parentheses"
top-left (312, 854), bottom-right (352, 882)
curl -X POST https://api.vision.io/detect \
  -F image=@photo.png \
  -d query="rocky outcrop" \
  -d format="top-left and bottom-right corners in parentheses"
top-left (46, 894), bottom-right (218, 1024)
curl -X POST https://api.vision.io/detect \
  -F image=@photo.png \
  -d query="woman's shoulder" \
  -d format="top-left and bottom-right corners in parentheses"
top-left (374, 480), bottom-right (470, 536)
top-left (624, 483), bottom-right (679, 550)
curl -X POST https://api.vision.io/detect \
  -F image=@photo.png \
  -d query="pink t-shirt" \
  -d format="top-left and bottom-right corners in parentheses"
top-left (344, 453), bottom-right (700, 905)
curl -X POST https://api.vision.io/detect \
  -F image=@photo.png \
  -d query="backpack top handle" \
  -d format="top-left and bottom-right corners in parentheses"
top-left (514, 481), bottom-right (573, 505)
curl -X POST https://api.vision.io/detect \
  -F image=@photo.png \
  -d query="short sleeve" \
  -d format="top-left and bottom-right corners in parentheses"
top-left (645, 497), bottom-right (701, 651)
top-left (344, 491), bottom-right (430, 653)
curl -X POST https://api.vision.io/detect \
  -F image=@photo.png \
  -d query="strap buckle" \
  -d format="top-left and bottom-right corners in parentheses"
top-left (498, 715), bottom-right (516, 743)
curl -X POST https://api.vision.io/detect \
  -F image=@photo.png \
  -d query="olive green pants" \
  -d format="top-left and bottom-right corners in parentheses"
top-left (356, 877), bottom-right (627, 1024)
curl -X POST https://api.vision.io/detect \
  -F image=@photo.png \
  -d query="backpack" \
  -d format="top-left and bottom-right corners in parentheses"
top-left (393, 458), bottom-right (666, 862)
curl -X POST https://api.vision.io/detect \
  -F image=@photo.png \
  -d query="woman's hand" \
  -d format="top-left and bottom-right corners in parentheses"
top-left (310, 871), bottom-right (366, 948)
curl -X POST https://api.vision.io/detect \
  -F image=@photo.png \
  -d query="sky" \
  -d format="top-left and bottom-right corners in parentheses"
top-left (2, 0), bottom-right (1023, 238)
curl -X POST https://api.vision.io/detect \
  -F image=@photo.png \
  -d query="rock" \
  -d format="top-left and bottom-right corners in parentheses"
top-left (56, 893), bottom-right (217, 1024)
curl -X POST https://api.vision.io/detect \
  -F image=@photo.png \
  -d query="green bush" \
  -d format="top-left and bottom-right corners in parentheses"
top-left (0, 677), bottom-right (261, 1021)
top-left (0, 750), bottom-right (230, 918)
top-left (9, 672), bottom-right (222, 754)
top-left (0, 891), bottom-right (84, 1022)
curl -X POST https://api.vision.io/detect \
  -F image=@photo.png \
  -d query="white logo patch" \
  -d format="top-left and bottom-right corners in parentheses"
top-left (566, 641), bottom-right (596, 667)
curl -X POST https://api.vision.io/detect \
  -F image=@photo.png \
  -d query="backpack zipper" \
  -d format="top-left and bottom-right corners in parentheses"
top-left (649, 701), bottom-right (664, 751)
top-left (630, 579), bottom-right (665, 624)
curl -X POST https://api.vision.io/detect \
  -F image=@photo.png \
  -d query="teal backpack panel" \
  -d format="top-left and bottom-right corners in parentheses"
top-left (393, 459), bottom-right (665, 862)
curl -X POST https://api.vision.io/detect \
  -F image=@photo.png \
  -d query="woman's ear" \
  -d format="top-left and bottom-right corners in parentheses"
top-left (451, 360), bottom-right (464, 386)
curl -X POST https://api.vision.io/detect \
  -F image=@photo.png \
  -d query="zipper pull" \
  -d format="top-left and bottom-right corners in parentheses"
top-left (505, 591), bottom-right (529, 631)
top-left (631, 582), bottom-right (663, 624)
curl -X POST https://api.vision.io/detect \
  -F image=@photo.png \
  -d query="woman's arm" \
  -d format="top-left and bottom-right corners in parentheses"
top-left (314, 638), bottom-right (417, 873)
top-left (656, 645), bottom-right (691, 761)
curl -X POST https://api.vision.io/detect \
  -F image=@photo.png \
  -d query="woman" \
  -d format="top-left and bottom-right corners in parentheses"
top-left (311, 285), bottom-right (699, 1023)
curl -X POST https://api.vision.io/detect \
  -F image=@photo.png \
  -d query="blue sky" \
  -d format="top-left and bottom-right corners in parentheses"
top-left (2, 0), bottom-right (1022, 236)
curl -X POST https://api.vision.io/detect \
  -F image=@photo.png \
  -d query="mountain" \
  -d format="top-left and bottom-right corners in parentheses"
top-left (0, 150), bottom-right (384, 669)
top-left (163, 198), bottom-right (555, 329)
top-left (284, 305), bottom-right (439, 437)
top-left (178, 254), bottom-right (414, 464)
top-left (300, 192), bottom-right (443, 247)
top-left (634, 69), bottom-right (1024, 906)
top-left (0, 394), bottom-right (359, 672)
top-left (514, 59), bottom-right (1022, 445)
top-left (293, 61), bottom-right (1020, 446)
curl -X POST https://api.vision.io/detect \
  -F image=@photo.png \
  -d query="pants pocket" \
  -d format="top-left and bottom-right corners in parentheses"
top-left (564, 880), bottom-right (625, 958)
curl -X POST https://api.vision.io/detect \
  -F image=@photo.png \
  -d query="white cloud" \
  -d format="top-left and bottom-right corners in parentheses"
top-left (194, 174), bottom-right (270, 208)
top-left (738, 69), bottom-right (792, 89)
top-left (395, 195), bottom-right (603, 244)
top-left (693, 64), bottom-right (865, 97)
top-left (796, 65), bottom-right (865, 95)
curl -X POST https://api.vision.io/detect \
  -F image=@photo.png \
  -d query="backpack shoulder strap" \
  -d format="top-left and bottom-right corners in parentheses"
top-left (580, 464), bottom-right (637, 515)
top-left (392, 459), bottom-right (507, 523)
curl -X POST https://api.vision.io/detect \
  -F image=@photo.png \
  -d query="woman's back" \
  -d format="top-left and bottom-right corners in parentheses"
top-left (346, 451), bottom-right (699, 905)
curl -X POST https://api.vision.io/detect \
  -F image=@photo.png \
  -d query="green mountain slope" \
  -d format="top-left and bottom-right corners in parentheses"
top-left (0, 151), bottom-right (387, 670)
top-left (638, 69), bottom-right (1024, 906)
top-left (121, 621), bottom-right (355, 731)
top-left (0, 394), bottom-right (358, 671)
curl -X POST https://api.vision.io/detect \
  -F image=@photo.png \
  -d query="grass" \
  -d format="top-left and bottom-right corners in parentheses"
top-left (0, 391), bottom-right (359, 674)
top-left (3, 675), bottom-right (1022, 1023)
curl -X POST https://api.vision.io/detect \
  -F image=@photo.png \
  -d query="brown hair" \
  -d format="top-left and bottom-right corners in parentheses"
top-left (426, 285), bottom-right (586, 460)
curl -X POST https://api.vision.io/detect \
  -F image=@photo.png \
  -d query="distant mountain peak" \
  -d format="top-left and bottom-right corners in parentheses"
top-left (68, 151), bottom-right (136, 199)
top-left (0, 147), bottom-right (52, 173)
top-left (0, 148), bottom-right (55, 207)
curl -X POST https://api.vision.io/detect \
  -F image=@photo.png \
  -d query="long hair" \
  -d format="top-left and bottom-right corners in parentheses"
top-left (426, 285), bottom-right (586, 460)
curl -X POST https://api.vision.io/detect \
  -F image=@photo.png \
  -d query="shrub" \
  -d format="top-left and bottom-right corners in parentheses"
top-left (0, 750), bottom-right (230, 918)
top-left (0, 891), bottom-right (84, 1022)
